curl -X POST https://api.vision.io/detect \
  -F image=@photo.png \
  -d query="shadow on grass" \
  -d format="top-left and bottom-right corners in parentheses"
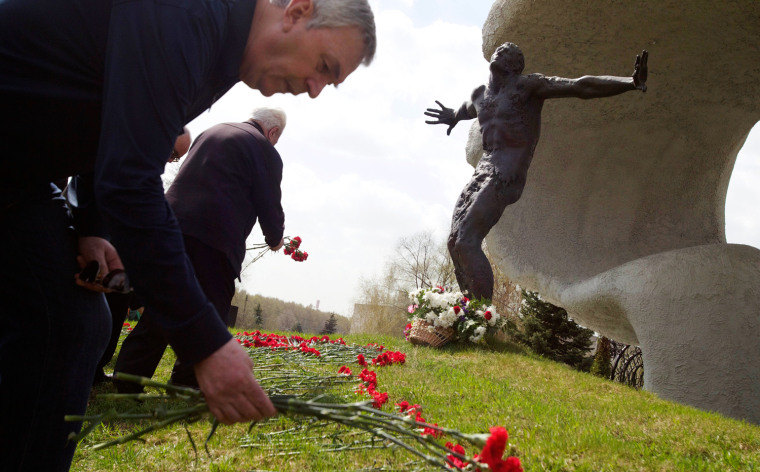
top-left (433, 337), bottom-right (529, 356)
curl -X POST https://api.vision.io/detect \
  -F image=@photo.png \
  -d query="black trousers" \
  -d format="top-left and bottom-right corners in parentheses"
top-left (0, 184), bottom-right (110, 471)
top-left (113, 234), bottom-right (235, 392)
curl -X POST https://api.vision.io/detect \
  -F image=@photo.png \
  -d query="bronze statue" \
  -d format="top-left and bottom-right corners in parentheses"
top-left (425, 43), bottom-right (648, 299)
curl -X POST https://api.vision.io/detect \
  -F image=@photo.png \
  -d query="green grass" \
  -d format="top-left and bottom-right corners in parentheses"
top-left (72, 332), bottom-right (760, 471)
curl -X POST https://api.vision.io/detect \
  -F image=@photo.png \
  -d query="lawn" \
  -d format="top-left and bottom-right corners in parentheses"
top-left (71, 331), bottom-right (760, 471)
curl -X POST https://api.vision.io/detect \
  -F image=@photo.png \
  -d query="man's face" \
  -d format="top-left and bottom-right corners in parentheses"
top-left (240, 25), bottom-right (366, 99)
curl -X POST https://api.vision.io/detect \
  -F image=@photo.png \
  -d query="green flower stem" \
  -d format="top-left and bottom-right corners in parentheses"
top-left (68, 370), bottom-right (485, 470)
top-left (113, 372), bottom-right (203, 397)
top-left (267, 397), bottom-right (464, 470)
top-left (90, 405), bottom-right (208, 451)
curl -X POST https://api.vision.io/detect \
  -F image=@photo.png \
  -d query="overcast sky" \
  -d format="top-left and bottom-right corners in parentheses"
top-left (170, 0), bottom-right (760, 318)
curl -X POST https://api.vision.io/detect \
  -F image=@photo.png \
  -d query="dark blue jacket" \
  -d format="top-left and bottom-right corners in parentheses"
top-left (0, 0), bottom-right (258, 363)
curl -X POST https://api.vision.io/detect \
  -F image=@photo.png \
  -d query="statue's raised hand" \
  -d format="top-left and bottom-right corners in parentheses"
top-left (632, 50), bottom-right (648, 92)
top-left (424, 100), bottom-right (458, 135)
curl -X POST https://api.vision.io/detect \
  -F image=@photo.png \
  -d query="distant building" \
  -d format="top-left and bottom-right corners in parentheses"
top-left (350, 303), bottom-right (406, 336)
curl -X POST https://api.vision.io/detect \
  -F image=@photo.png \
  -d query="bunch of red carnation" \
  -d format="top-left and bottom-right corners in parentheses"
top-left (283, 236), bottom-right (308, 262)
top-left (372, 351), bottom-right (406, 366)
top-left (444, 426), bottom-right (523, 472)
top-left (297, 341), bottom-right (321, 357)
top-left (395, 402), bottom-right (441, 438)
top-left (354, 368), bottom-right (388, 409)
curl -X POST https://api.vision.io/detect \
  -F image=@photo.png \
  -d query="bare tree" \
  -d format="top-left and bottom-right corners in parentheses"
top-left (393, 230), bottom-right (456, 291)
top-left (351, 230), bottom-right (457, 336)
top-left (350, 267), bottom-right (407, 335)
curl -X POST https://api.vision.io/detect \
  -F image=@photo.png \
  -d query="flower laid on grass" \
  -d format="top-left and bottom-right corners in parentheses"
top-left (66, 331), bottom-right (523, 471)
top-left (408, 286), bottom-right (507, 344)
top-left (372, 350), bottom-right (406, 366)
top-left (404, 322), bottom-right (413, 341)
top-left (121, 322), bottom-right (133, 336)
top-left (68, 374), bottom-right (521, 471)
top-left (473, 426), bottom-right (523, 472)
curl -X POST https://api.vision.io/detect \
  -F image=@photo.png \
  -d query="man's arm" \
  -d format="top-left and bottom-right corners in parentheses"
top-left (95, 0), bottom-right (274, 424)
top-left (424, 85), bottom-right (485, 135)
top-left (250, 143), bottom-right (285, 251)
top-left (534, 50), bottom-right (648, 99)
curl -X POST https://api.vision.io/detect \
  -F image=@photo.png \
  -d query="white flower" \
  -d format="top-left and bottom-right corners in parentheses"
top-left (409, 288), bottom-right (425, 301)
top-left (437, 309), bottom-right (456, 328)
top-left (469, 333), bottom-right (483, 343)
top-left (468, 326), bottom-right (486, 343)
top-left (442, 291), bottom-right (460, 307)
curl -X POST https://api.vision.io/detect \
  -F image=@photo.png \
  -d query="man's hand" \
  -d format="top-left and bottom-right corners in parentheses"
top-left (194, 339), bottom-right (277, 425)
top-left (75, 236), bottom-right (125, 292)
top-left (632, 50), bottom-right (648, 92)
top-left (424, 100), bottom-right (458, 135)
top-left (270, 238), bottom-right (285, 252)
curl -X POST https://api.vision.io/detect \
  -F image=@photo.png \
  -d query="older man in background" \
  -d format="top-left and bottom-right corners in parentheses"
top-left (0, 0), bottom-right (375, 470)
top-left (115, 108), bottom-right (287, 392)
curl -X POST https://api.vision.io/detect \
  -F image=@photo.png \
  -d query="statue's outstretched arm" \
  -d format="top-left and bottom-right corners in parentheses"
top-left (424, 99), bottom-right (478, 136)
top-left (535, 50), bottom-right (648, 99)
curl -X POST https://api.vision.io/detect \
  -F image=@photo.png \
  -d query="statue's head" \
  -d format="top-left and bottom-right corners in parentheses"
top-left (490, 42), bottom-right (524, 74)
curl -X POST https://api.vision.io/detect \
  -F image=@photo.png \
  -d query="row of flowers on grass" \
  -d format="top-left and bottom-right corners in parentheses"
top-left (103, 328), bottom-right (522, 471)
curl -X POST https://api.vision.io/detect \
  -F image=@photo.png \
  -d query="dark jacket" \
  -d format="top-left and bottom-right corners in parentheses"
top-left (167, 121), bottom-right (285, 277)
top-left (0, 0), bottom-right (258, 363)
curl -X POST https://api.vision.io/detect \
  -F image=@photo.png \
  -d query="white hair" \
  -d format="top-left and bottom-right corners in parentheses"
top-left (250, 107), bottom-right (287, 134)
top-left (269, 0), bottom-right (376, 65)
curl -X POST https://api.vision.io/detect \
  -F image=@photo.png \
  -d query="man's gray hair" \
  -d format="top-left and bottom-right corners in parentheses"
top-left (269, 0), bottom-right (376, 65)
top-left (251, 107), bottom-right (287, 133)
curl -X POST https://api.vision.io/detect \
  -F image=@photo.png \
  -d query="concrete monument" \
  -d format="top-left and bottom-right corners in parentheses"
top-left (462, 0), bottom-right (760, 423)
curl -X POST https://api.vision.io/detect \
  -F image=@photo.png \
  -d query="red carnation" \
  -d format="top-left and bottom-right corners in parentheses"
top-left (445, 442), bottom-right (469, 469)
top-left (476, 427), bottom-right (522, 472)
top-left (484, 310), bottom-right (492, 320)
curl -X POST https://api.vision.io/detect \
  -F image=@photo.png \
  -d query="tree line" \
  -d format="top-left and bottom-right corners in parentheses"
top-left (230, 289), bottom-right (350, 335)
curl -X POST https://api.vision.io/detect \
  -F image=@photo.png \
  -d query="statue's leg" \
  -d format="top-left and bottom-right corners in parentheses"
top-left (449, 154), bottom-right (525, 299)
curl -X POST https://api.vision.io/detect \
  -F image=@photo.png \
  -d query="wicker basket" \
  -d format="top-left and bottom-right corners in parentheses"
top-left (408, 319), bottom-right (455, 348)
